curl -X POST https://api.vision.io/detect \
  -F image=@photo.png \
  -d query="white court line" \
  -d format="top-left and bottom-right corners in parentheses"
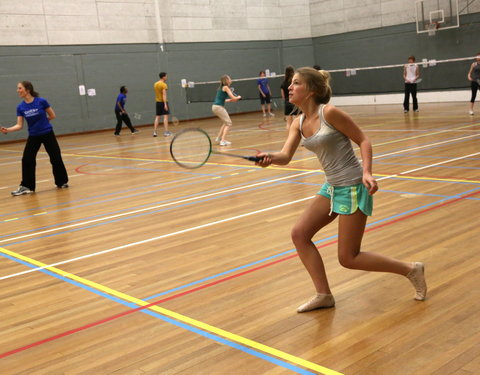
top-left (0, 196), bottom-right (313, 280)
top-left (1, 150), bottom-right (477, 280)
top-left (372, 134), bottom-right (479, 160)
top-left (399, 152), bottom-right (480, 175)
top-left (0, 171), bottom-right (315, 245)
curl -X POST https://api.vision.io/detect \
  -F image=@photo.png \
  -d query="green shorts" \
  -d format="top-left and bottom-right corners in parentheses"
top-left (317, 182), bottom-right (373, 216)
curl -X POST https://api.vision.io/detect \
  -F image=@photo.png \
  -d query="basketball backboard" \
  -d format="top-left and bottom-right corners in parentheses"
top-left (415, 0), bottom-right (460, 35)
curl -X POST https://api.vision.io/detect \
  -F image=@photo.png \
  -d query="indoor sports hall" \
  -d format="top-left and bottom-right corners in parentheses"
top-left (0, 1), bottom-right (479, 374)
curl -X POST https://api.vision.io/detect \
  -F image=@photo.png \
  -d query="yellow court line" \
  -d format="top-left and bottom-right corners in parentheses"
top-left (0, 246), bottom-right (343, 375)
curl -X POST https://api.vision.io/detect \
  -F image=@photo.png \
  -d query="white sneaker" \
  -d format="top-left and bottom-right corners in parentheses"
top-left (262, 113), bottom-right (266, 117)
top-left (268, 112), bottom-right (275, 117)
top-left (153, 132), bottom-right (157, 137)
top-left (215, 137), bottom-right (220, 143)
top-left (469, 110), bottom-right (474, 115)
top-left (219, 140), bottom-right (231, 146)
top-left (11, 185), bottom-right (33, 196)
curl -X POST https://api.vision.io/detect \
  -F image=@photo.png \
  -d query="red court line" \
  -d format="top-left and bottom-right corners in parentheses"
top-left (2, 189), bottom-right (479, 359)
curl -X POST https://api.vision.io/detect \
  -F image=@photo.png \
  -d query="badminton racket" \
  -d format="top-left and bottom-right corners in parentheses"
top-left (170, 128), bottom-right (262, 169)
top-left (170, 116), bottom-right (179, 126)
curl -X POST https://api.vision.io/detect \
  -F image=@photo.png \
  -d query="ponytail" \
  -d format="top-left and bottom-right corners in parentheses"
top-left (295, 67), bottom-right (332, 104)
top-left (20, 81), bottom-right (39, 97)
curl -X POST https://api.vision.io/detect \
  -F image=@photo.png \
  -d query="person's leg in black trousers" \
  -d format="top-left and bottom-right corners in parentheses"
top-left (403, 83), bottom-right (411, 112)
top-left (121, 113), bottom-right (136, 133)
top-left (411, 83), bottom-right (418, 111)
top-left (20, 135), bottom-right (43, 191)
top-left (114, 110), bottom-right (123, 135)
top-left (42, 131), bottom-right (69, 187)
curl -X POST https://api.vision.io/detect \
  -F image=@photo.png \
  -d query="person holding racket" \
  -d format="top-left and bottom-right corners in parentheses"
top-left (403, 55), bottom-right (420, 113)
top-left (153, 72), bottom-right (171, 137)
top-left (212, 74), bottom-right (241, 146)
top-left (467, 52), bottom-right (480, 115)
top-left (1, 81), bottom-right (69, 196)
top-left (280, 65), bottom-right (298, 130)
top-left (256, 67), bottom-right (426, 312)
top-left (114, 86), bottom-right (138, 136)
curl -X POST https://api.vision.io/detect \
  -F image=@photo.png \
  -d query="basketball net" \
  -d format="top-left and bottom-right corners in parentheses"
top-left (427, 22), bottom-right (439, 37)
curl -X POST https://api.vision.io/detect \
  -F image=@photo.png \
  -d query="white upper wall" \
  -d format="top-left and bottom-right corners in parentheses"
top-left (0, 0), bottom-right (478, 45)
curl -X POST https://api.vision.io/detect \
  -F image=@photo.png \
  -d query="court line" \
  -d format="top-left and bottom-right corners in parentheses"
top-left (0, 171), bottom-right (314, 245)
top-left (2, 130), bottom-right (475, 229)
top-left (1, 148), bottom-right (476, 280)
top-left (398, 152), bottom-right (480, 175)
top-left (0, 195), bottom-right (313, 280)
top-left (2, 187), bottom-right (478, 368)
top-left (143, 185), bottom-right (480, 301)
top-left (0, 252), bottom-right (317, 375)
top-left (291, 124), bottom-right (479, 164)
top-left (0, 247), bottom-right (342, 375)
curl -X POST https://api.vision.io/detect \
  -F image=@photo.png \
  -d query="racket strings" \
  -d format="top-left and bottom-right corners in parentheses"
top-left (170, 129), bottom-right (212, 168)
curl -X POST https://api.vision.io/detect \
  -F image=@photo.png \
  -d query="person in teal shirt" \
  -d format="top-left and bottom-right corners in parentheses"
top-left (211, 75), bottom-right (241, 146)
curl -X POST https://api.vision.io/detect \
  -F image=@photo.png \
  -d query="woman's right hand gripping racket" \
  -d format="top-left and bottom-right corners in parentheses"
top-left (170, 128), bottom-right (262, 169)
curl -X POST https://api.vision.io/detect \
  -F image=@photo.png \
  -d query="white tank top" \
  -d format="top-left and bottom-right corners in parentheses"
top-left (300, 105), bottom-right (363, 186)
top-left (405, 64), bottom-right (417, 83)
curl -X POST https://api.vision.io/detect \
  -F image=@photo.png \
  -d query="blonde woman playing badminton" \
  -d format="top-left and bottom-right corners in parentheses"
top-left (256, 67), bottom-right (427, 312)
top-left (212, 75), bottom-right (241, 147)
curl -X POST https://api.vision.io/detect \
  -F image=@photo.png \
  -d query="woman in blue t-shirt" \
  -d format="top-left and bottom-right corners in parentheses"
top-left (114, 86), bottom-right (138, 135)
top-left (257, 71), bottom-right (274, 117)
top-left (1, 81), bottom-right (69, 195)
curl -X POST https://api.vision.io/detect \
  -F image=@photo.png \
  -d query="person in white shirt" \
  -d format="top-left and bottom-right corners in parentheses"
top-left (403, 56), bottom-right (420, 113)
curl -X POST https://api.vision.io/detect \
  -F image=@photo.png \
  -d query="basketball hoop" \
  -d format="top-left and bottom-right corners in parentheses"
top-left (427, 21), bottom-right (439, 36)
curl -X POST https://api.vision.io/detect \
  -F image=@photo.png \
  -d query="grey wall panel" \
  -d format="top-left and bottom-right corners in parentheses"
top-left (1, 12), bottom-right (479, 144)
top-left (313, 13), bottom-right (480, 96)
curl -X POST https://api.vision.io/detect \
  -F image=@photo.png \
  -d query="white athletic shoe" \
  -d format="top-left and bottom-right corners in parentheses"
top-left (219, 140), bottom-right (231, 146)
top-left (469, 110), bottom-right (474, 115)
top-left (11, 185), bottom-right (33, 196)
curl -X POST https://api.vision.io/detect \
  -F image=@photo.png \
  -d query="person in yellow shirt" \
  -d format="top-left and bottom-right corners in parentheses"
top-left (153, 72), bottom-right (171, 137)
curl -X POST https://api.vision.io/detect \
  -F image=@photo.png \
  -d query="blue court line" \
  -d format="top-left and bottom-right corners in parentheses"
top-left (280, 172), bottom-right (479, 186)
top-left (374, 161), bottom-right (480, 170)
top-left (1, 180), bottom-right (285, 247)
top-left (0, 175), bottom-right (208, 220)
top-left (279, 181), bottom-right (480, 199)
top-left (0, 252), bottom-right (315, 374)
top-left (143, 185), bottom-right (480, 301)
top-left (380, 154), bottom-right (480, 161)
top-left (0, 170), bottom-right (297, 238)
top-left (377, 136), bottom-right (480, 160)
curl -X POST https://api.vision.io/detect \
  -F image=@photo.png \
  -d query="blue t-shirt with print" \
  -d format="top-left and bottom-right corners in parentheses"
top-left (16, 97), bottom-right (53, 137)
top-left (115, 93), bottom-right (127, 111)
top-left (257, 78), bottom-right (270, 95)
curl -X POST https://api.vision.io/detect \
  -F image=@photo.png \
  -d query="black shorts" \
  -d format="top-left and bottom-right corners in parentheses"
top-left (284, 101), bottom-right (299, 116)
top-left (156, 102), bottom-right (170, 116)
top-left (259, 93), bottom-right (271, 104)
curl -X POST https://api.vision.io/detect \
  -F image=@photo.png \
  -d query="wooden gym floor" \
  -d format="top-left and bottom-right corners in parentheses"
top-left (0, 102), bottom-right (479, 374)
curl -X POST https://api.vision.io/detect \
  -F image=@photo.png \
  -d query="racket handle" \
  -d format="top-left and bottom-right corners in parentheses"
top-left (245, 156), bottom-right (263, 162)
